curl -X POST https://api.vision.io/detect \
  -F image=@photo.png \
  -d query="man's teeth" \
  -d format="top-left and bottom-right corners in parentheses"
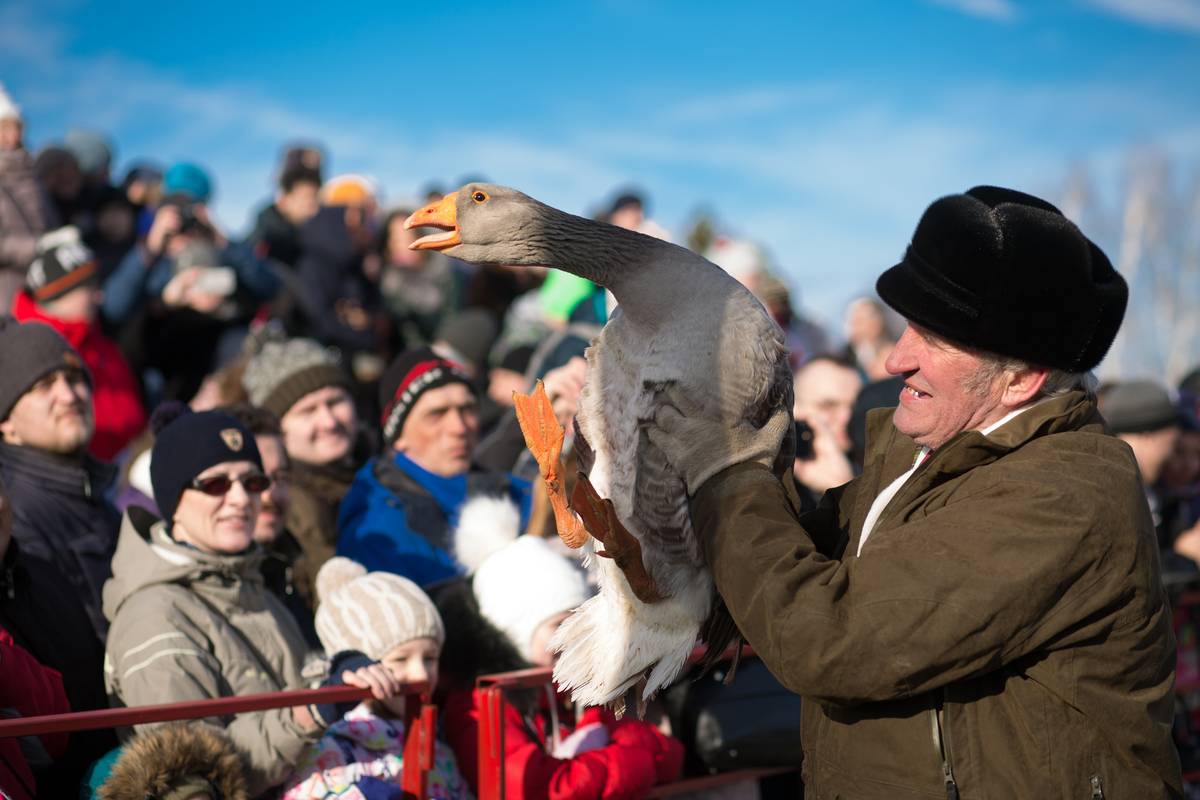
top-left (906, 386), bottom-right (926, 398)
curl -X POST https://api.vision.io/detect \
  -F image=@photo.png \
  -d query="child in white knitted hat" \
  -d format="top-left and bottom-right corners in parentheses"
top-left (281, 557), bottom-right (469, 800)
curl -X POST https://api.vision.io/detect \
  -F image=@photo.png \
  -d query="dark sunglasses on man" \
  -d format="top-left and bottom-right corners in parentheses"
top-left (189, 472), bottom-right (272, 496)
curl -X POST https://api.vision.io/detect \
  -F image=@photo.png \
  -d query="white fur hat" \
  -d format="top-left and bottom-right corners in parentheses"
top-left (314, 557), bottom-right (444, 660)
top-left (454, 496), bottom-right (590, 662)
top-left (0, 83), bottom-right (20, 122)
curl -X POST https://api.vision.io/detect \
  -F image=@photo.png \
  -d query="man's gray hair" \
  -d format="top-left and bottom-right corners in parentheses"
top-left (965, 353), bottom-right (1097, 398)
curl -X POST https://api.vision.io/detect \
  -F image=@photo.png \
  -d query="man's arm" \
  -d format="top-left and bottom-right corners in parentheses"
top-left (692, 461), bottom-right (1121, 707)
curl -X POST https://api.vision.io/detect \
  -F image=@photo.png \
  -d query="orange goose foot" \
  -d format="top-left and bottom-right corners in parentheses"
top-left (513, 381), bottom-right (589, 548)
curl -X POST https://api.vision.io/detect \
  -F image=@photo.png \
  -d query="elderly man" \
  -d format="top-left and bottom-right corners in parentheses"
top-left (650, 187), bottom-right (1181, 797)
top-left (337, 347), bottom-right (530, 588)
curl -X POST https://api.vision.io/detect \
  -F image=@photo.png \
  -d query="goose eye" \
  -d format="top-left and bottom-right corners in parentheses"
top-left (472, 191), bottom-right (488, 203)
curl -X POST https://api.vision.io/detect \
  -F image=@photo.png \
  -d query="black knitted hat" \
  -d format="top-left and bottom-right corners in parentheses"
top-left (0, 319), bottom-right (91, 421)
top-left (876, 186), bottom-right (1127, 372)
top-left (150, 406), bottom-right (263, 526)
top-left (378, 347), bottom-right (473, 445)
top-left (26, 227), bottom-right (99, 303)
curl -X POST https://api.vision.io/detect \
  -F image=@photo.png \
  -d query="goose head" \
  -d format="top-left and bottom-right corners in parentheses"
top-left (404, 183), bottom-right (550, 266)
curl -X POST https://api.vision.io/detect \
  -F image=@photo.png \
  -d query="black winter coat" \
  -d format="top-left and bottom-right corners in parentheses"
top-left (0, 441), bottom-right (119, 640)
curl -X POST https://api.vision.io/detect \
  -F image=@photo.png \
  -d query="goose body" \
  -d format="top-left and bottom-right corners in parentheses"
top-left (406, 185), bottom-right (791, 705)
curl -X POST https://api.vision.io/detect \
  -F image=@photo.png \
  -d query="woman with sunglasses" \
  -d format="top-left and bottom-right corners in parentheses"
top-left (101, 405), bottom-right (403, 797)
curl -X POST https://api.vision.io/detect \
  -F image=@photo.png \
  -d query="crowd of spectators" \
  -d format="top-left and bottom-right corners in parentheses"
top-left (1, 78), bottom-right (1198, 799)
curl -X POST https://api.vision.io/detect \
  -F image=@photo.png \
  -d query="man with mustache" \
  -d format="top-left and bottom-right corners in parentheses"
top-left (242, 336), bottom-right (366, 607)
top-left (650, 187), bottom-right (1182, 797)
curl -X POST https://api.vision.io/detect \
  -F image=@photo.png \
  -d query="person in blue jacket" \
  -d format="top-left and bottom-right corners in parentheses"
top-left (338, 347), bottom-right (530, 588)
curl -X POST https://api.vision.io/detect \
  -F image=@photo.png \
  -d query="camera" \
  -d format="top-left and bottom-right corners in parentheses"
top-left (794, 420), bottom-right (815, 461)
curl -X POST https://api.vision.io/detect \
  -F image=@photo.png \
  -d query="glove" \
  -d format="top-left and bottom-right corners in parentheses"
top-left (309, 650), bottom-right (373, 727)
top-left (646, 385), bottom-right (792, 495)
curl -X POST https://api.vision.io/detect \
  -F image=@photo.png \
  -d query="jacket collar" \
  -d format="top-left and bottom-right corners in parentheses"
top-left (855, 391), bottom-right (1102, 545)
top-left (0, 439), bottom-right (115, 499)
top-left (11, 290), bottom-right (95, 349)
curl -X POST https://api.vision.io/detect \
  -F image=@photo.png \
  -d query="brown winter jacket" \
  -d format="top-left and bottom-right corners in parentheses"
top-left (285, 457), bottom-right (357, 607)
top-left (103, 508), bottom-right (321, 796)
top-left (692, 391), bottom-right (1182, 799)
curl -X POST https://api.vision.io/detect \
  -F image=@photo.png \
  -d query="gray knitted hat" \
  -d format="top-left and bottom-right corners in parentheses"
top-left (0, 319), bottom-right (91, 421)
top-left (242, 337), bottom-right (352, 418)
top-left (315, 557), bottom-right (444, 660)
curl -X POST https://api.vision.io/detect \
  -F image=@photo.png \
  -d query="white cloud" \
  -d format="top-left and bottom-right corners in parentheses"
top-left (1080, 0), bottom-right (1200, 33)
top-left (924, 0), bottom-right (1019, 22)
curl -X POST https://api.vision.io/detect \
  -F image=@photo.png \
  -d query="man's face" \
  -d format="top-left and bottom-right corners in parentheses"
top-left (0, 368), bottom-right (93, 455)
top-left (393, 383), bottom-right (479, 478)
top-left (253, 434), bottom-right (290, 544)
top-left (41, 286), bottom-right (102, 324)
top-left (885, 324), bottom-right (1008, 450)
top-left (793, 360), bottom-right (862, 452)
top-left (277, 181), bottom-right (319, 226)
top-left (280, 385), bottom-right (357, 466)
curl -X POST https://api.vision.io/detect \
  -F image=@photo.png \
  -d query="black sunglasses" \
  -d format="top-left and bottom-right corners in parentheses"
top-left (189, 473), bottom-right (272, 496)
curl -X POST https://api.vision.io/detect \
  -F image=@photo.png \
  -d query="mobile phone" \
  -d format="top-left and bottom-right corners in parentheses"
top-left (794, 420), bottom-right (815, 461)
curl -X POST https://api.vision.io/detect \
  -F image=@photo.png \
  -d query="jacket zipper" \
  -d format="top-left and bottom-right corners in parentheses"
top-left (931, 700), bottom-right (960, 800)
top-left (1090, 773), bottom-right (1104, 799)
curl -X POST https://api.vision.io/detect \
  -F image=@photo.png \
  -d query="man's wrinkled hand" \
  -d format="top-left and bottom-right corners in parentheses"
top-left (646, 386), bottom-right (792, 495)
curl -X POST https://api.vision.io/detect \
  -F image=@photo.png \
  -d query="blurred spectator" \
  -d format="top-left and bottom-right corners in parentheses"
top-left (0, 84), bottom-right (57, 308)
top-left (218, 402), bottom-right (317, 647)
top-left (841, 295), bottom-right (898, 380)
top-left (791, 356), bottom-right (861, 511)
top-left (0, 622), bottom-right (70, 800)
top-left (33, 146), bottom-right (84, 229)
top-left (119, 162), bottom-right (163, 246)
top-left (282, 558), bottom-right (469, 799)
top-left (433, 308), bottom-right (499, 380)
top-left (442, 500), bottom-right (684, 798)
top-left (103, 407), bottom-right (400, 796)
top-left (12, 227), bottom-right (147, 460)
top-left (1102, 380), bottom-right (1183, 523)
top-left (705, 236), bottom-right (769, 299)
top-left (95, 723), bottom-right (248, 800)
top-left (757, 272), bottom-right (832, 368)
top-left (83, 186), bottom-right (139, 279)
top-left (377, 206), bottom-right (465, 349)
top-left (0, 328), bottom-right (117, 794)
top-left (63, 129), bottom-right (114, 215)
top-left (242, 336), bottom-right (365, 605)
top-left (0, 320), bottom-right (119, 638)
top-left (288, 176), bottom-right (382, 364)
top-left (250, 165), bottom-right (321, 270)
top-left (337, 347), bottom-right (531, 587)
top-left (102, 162), bottom-right (280, 401)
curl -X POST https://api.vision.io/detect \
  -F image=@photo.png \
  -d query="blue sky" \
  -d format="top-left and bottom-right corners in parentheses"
top-left (3, 0), bottom-right (1199, 335)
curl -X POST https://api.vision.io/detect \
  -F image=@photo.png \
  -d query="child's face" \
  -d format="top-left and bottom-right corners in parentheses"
top-left (376, 637), bottom-right (441, 717)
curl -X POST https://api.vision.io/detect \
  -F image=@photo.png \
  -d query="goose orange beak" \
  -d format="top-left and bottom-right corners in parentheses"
top-left (404, 192), bottom-right (461, 250)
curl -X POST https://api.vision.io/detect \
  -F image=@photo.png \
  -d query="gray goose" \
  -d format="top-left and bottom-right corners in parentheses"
top-left (405, 184), bottom-right (792, 706)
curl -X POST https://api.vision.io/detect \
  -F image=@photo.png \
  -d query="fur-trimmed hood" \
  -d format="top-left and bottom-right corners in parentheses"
top-left (98, 722), bottom-right (248, 800)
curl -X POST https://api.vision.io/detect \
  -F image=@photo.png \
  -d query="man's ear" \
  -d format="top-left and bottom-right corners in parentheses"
top-left (0, 419), bottom-right (18, 445)
top-left (1002, 367), bottom-right (1049, 409)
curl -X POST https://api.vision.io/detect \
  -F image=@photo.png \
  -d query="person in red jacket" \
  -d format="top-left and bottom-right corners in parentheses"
top-left (438, 500), bottom-right (684, 799)
top-left (0, 626), bottom-right (71, 800)
top-left (11, 227), bottom-right (146, 461)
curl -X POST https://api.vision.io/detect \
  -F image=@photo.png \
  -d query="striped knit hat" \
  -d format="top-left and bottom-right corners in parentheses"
top-left (242, 337), bottom-right (352, 419)
top-left (314, 557), bottom-right (444, 660)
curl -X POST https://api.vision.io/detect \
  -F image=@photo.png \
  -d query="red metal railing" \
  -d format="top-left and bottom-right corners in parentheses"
top-left (0, 683), bottom-right (438, 800)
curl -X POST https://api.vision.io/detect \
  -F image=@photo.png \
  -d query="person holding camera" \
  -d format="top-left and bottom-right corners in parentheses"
top-left (101, 162), bottom-right (280, 400)
top-left (790, 355), bottom-right (862, 512)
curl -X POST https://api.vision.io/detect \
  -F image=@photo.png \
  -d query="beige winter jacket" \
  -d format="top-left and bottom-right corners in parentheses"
top-left (103, 507), bottom-right (321, 796)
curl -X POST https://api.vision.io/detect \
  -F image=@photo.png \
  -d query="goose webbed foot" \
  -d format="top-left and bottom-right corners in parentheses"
top-left (513, 381), bottom-right (589, 548)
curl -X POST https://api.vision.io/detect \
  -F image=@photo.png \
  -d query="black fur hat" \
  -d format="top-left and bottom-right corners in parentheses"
top-left (876, 186), bottom-right (1127, 372)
